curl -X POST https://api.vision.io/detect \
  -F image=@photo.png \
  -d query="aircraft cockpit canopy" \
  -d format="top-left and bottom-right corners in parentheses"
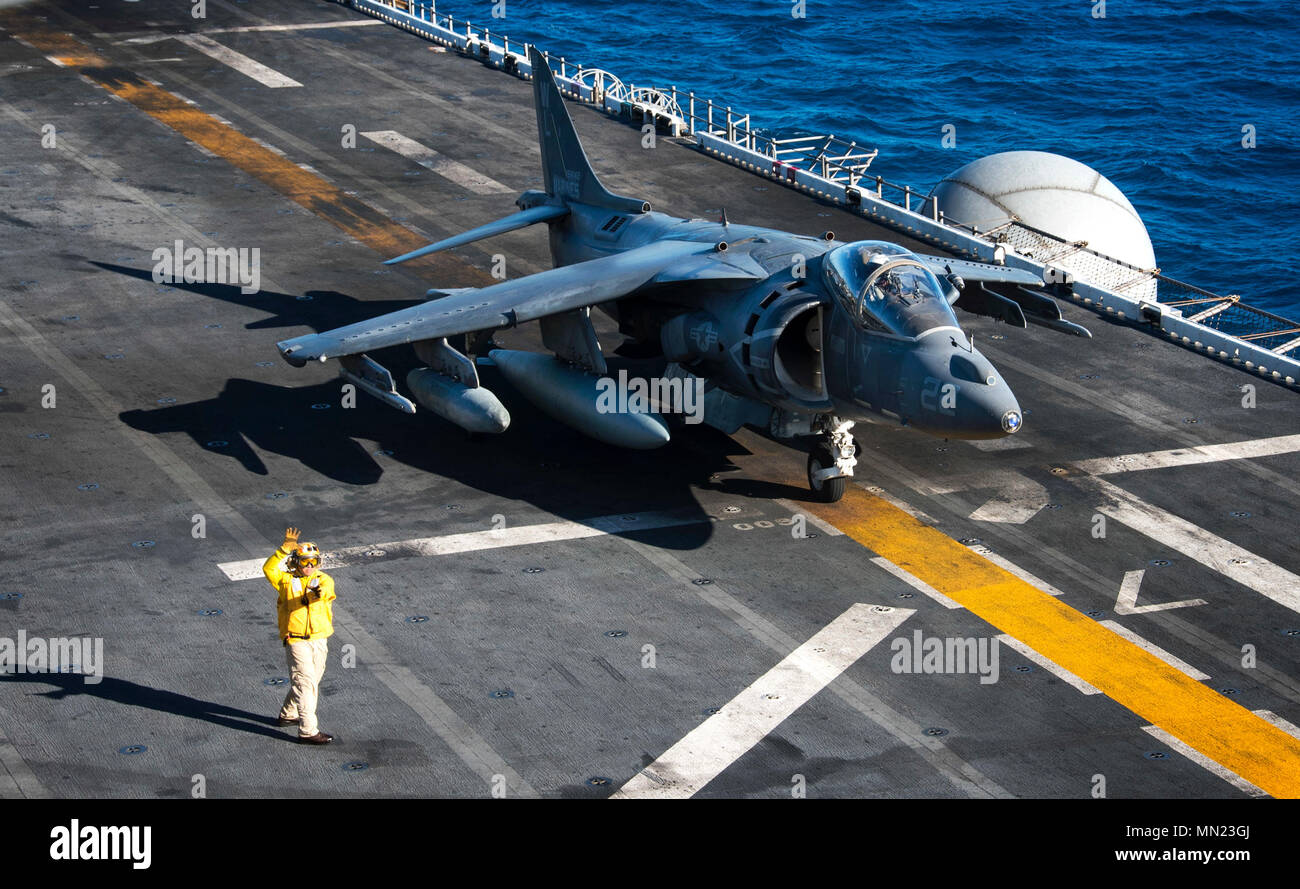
top-left (822, 241), bottom-right (961, 337)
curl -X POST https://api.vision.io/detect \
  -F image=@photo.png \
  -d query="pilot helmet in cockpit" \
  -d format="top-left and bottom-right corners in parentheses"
top-left (822, 240), bottom-right (960, 337)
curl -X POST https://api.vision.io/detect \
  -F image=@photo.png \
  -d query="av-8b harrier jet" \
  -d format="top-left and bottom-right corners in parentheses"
top-left (277, 47), bottom-right (1088, 502)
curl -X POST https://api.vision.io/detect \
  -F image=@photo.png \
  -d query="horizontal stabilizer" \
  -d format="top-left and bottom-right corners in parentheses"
top-left (934, 256), bottom-right (1090, 338)
top-left (385, 204), bottom-right (569, 265)
top-left (915, 254), bottom-right (1044, 287)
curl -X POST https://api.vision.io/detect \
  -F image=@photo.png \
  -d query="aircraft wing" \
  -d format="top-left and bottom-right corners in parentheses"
top-left (651, 247), bottom-right (768, 284)
top-left (913, 254), bottom-right (1045, 287)
top-left (277, 239), bottom-right (731, 365)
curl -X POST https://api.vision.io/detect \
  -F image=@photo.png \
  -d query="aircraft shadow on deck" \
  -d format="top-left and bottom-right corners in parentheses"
top-left (101, 265), bottom-right (809, 550)
top-left (90, 261), bottom-right (420, 335)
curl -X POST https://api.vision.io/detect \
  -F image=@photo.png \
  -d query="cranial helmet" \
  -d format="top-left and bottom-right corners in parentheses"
top-left (290, 542), bottom-right (321, 570)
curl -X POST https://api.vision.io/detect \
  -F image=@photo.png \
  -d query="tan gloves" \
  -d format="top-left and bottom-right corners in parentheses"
top-left (282, 527), bottom-right (301, 551)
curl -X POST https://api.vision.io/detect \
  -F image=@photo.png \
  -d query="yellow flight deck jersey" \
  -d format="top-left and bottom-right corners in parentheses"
top-left (262, 546), bottom-right (337, 643)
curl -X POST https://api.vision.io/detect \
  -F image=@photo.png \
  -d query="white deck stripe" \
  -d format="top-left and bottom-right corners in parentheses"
top-left (217, 508), bottom-right (712, 580)
top-left (1075, 434), bottom-right (1300, 476)
top-left (612, 603), bottom-right (912, 798)
top-left (968, 497), bottom-right (1043, 524)
top-left (859, 483), bottom-right (941, 524)
top-left (1114, 569), bottom-right (1206, 614)
top-left (966, 545), bottom-right (1067, 597)
top-left (1099, 620), bottom-right (1211, 681)
top-left (362, 130), bottom-right (514, 193)
top-left (965, 437), bottom-right (1032, 451)
top-left (1253, 710), bottom-right (1300, 739)
top-left (0, 102), bottom-right (544, 798)
top-left (1141, 724), bottom-right (1268, 797)
top-left (0, 257), bottom-right (539, 798)
top-left (176, 35), bottom-right (302, 88)
top-left (867, 485), bottom-right (1067, 596)
top-left (1087, 476), bottom-right (1300, 616)
top-left (119, 21), bottom-right (385, 43)
top-left (0, 290), bottom-right (539, 797)
top-left (870, 556), bottom-right (961, 609)
top-left (995, 634), bottom-right (1101, 695)
top-left (621, 539), bottom-right (1011, 797)
top-left (329, 614), bottom-right (537, 797)
top-left (0, 727), bottom-right (50, 799)
top-left (773, 499), bottom-right (844, 536)
top-left (865, 483), bottom-right (1067, 597)
top-left (202, 21), bottom-right (387, 35)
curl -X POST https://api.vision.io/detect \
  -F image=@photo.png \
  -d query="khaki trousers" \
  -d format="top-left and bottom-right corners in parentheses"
top-left (280, 638), bottom-right (328, 737)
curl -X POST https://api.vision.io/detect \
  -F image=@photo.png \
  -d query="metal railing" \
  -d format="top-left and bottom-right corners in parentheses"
top-left (349, 0), bottom-right (875, 187)
top-left (346, 0), bottom-right (1300, 386)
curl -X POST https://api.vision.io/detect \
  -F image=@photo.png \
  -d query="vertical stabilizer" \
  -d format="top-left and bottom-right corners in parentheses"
top-left (529, 46), bottom-right (649, 214)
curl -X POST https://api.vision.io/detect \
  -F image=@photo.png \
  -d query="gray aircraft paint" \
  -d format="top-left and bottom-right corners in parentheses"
top-left (276, 46), bottom-right (1076, 496)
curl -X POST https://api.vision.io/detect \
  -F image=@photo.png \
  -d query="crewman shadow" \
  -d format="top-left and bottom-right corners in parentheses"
top-left (1, 672), bottom-right (293, 743)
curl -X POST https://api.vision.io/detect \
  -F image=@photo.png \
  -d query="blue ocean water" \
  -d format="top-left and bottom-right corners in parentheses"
top-left (471, 0), bottom-right (1300, 316)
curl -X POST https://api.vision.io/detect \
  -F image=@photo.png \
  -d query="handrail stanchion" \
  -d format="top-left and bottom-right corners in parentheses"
top-left (340, 1), bottom-right (1300, 386)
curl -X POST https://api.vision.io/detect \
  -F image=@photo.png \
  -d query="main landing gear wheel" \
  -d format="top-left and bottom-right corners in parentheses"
top-left (807, 445), bottom-right (846, 503)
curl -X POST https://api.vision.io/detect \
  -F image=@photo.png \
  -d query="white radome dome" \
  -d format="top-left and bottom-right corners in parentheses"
top-left (930, 151), bottom-right (1156, 271)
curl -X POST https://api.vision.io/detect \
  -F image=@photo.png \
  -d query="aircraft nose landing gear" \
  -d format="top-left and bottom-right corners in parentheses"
top-left (807, 417), bottom-right (856, 502)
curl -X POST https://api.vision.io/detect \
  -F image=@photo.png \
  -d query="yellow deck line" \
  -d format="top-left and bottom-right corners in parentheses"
top-left (790, 469), bottom-right (1300, 798)
top-left (9, 19), bottom-right (490, 287)
top-left (10, 23), bottom-right (104, 69)
top-left (14, 16), bottom-right (1300, 798)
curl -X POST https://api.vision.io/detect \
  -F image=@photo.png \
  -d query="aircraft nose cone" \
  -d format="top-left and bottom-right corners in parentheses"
top-left (952, 376), bottom-right (1022, 438)
top-left (901, 341), bottom-right (1022, 439)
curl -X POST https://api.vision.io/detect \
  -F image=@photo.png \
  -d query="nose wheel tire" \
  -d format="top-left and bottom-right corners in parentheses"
top-left (807, 445), bottom-right (846, 503)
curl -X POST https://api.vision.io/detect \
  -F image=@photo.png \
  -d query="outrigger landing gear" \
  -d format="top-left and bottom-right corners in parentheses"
top-left (807, 417), bottom-right (857, 503)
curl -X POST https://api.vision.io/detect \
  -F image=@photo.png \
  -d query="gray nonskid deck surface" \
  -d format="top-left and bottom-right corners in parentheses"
top-left (0, 0), bottom-right (1297, 799)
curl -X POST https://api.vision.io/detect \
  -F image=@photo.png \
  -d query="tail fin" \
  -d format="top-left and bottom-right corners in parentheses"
top-left (530, 46), bottom-right (649, 214)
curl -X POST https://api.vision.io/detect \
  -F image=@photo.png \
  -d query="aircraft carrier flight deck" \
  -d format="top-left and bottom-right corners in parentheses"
top-left (2, 0), bottom-right (1299, 800)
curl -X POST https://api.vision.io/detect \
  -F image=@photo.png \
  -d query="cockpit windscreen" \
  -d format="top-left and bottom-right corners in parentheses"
top-left (822, 241), bottom-right (960, 337)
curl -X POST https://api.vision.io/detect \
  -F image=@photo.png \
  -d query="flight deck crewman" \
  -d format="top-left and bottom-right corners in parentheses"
top-left (263, 526), bottom-right (337, 745)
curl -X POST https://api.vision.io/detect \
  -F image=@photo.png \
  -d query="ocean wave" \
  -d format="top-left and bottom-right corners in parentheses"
top-left (493, 0), bottom-right (1298, 313)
